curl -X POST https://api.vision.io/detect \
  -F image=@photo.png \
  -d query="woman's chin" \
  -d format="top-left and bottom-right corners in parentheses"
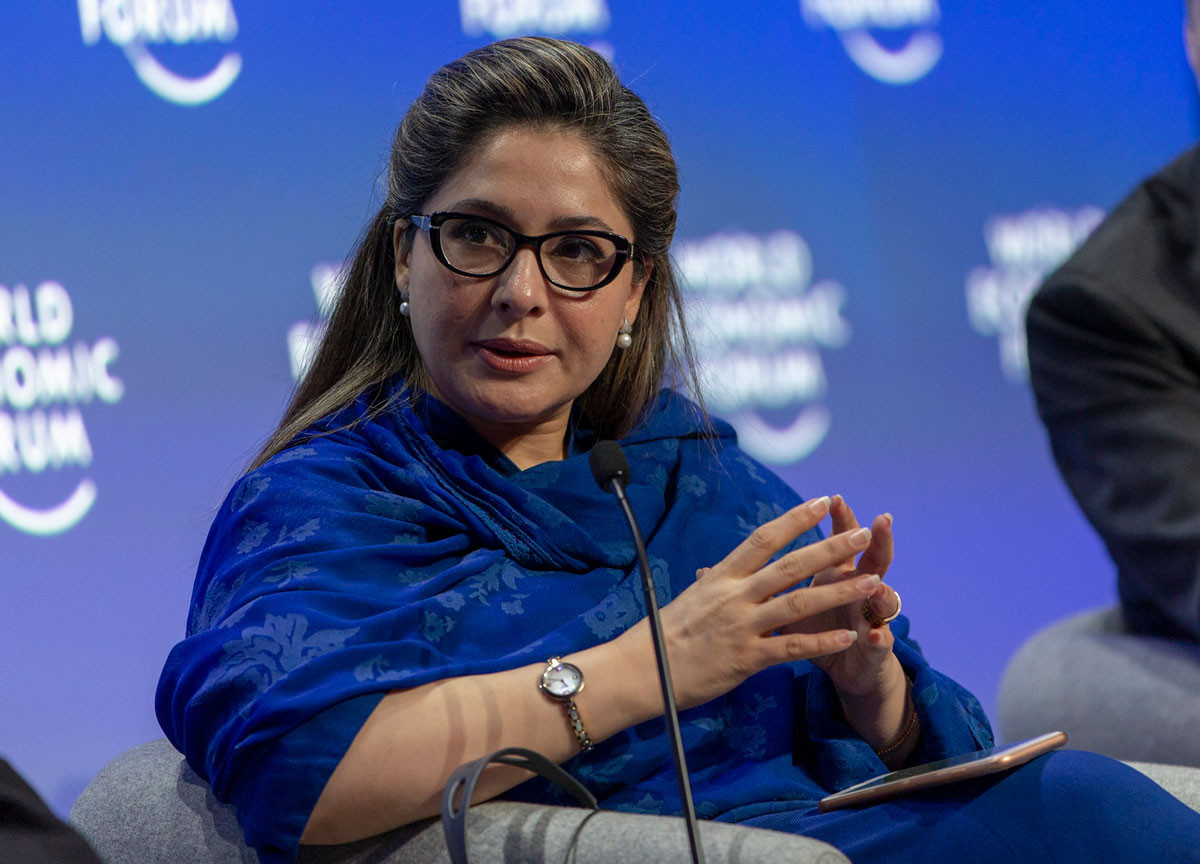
top-left (453, 391), bottom-right (572, 433)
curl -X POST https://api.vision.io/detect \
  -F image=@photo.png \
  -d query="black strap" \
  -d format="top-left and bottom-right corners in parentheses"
top-left (441, 747), bottom-right (598, 864)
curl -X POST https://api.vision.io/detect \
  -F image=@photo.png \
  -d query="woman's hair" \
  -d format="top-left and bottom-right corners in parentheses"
top-left (251, 36), bottom-right (703, 469)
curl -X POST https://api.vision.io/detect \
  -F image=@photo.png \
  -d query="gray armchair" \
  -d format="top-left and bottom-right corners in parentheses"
top-left (68, 739), bottom-right (850, 864)
top-left (997, 605), bottom-right (1200, 767)
top-left (69, 735), bottom-right (1200, 863)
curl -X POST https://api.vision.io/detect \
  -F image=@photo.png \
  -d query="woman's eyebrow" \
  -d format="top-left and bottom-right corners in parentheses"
top-left (448, 197), bottom-right (516, 222)
top-left (548, 213), bottom-right (618, 233)
top-left (447, 198), bottom-right (617, 233)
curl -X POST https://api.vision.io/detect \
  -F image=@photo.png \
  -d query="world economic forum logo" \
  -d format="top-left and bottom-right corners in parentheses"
top-left (679, 231), bottom-right (851, 465)
top-left (965, 206), bottom-right (1103, 382)
top-left (800, 0), bottom-right (942, 85)
top-left (460, 0), bottom-right (610, 37)
top-left (459, 0), bottom-right (614, 57)
top-left (287, 263), bottom-right (342, 382)
top-left (77, 0), bottom-right (241, 107)
top-left (0, 281), bottom-right (124, 536)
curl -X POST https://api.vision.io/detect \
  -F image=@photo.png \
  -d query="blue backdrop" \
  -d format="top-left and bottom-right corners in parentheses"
top-left (2, 0), bottom-right (1195, 814)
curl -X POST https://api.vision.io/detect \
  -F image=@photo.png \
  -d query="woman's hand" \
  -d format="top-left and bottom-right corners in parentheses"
top-left (635, 496), bottom-right (884, 712)
top-left (781, 495), bottom-right (908, 750)
top-left (785, 495), bottom-right (901, 697)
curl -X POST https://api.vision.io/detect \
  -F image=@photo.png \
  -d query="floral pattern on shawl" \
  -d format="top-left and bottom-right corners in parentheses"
top-left (157, 381), bottom-right (991, 864)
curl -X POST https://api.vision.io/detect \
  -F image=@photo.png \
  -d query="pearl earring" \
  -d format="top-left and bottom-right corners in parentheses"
top-left (616, 318), bottom-right (633, 349)
top-left (399, 295), bottom-right (410, 318)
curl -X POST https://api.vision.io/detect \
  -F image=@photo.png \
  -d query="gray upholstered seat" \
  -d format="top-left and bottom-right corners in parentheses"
top-left (997, 606), bottom-right (1200, 766)
top-left (68, 736), bottom-right (1200, 863)
top-left (68, 738), bottom-right (850, 864)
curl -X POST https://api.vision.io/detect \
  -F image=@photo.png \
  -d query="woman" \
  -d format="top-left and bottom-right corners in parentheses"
top-left (157, 37), bottom-right (1200, 864)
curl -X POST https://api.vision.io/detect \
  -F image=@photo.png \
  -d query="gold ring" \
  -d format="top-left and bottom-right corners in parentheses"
top-left (861, 588), bottom-right (901, 628)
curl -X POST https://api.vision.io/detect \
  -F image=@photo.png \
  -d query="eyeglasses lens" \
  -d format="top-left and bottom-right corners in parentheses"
top-left (438, 216), bottom-right (618, 290)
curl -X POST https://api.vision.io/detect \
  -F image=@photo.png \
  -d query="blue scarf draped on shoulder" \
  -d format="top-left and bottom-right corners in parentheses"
top-left (156, 379), bottom-right (992, 864)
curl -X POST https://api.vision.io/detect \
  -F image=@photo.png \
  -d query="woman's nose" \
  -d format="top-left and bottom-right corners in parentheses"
top-left (491, 246), bottom-right (548, 317)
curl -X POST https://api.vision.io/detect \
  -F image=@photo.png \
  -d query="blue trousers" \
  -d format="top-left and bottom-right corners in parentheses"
top-left (739, 751), bottom-right (1200, 863)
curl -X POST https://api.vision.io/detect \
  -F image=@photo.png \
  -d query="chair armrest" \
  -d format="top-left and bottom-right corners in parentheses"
top-left (1123, 762), bottom-right (1200, 814)
top-left (302, 800), bottom-right (850, 864)
top-left (71, 739), bottom-right (849, 864)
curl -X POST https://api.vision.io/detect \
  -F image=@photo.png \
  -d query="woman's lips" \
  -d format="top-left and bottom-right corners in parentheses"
top-left (472, 338), bottom-right (554, 373)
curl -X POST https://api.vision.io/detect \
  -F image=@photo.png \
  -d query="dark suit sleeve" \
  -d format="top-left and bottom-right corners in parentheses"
top-left (1026, 275), bottom-right (1200, 640)
top-left (0, 760), bottom-right (103, 864)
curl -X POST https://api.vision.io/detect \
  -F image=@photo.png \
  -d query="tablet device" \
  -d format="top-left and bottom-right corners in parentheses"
top-left (817, 730), bottom-right (1068, 812)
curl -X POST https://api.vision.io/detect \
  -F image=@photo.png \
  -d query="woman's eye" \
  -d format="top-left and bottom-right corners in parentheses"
top-left (552, 236), bottom-right (604, 261)
top-left (452, 220), bottom-right (502, 246)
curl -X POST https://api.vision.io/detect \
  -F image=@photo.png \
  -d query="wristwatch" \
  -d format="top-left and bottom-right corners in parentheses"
top-left (539, 657), bottom-right (594, 751)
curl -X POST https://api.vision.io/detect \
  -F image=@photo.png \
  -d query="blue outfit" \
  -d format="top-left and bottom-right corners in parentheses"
top-left (156, 379), bottom-right (1200, 863)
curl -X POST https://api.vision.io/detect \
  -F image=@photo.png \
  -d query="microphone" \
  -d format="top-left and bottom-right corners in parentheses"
top-left (588, 440), bottom-right (630, 489)
top-left (589, 441), bottom-right (705, 864)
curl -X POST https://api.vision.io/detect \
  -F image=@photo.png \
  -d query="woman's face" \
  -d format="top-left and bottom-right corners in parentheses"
top-left (394, 126), bottom-right (649, 449)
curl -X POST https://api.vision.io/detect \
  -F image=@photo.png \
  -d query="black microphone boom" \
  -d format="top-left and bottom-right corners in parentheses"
top-left (588, 440), bottom-right (705, 864)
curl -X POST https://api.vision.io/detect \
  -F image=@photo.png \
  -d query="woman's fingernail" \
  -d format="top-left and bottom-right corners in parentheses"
top-left (850, 527), bottom-right (871, 547)
top-left (883, 513), bottom-right (894, 526)
top-left (856, 574), bottom-right (881, 591)
top-left (838, 630), bottom-right (858, 646)
top-left (808, 496), bottom-right (831, 515)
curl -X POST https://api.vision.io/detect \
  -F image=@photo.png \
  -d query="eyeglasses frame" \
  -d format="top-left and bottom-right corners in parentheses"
top-left (405, 211), bottom-right (637, 292)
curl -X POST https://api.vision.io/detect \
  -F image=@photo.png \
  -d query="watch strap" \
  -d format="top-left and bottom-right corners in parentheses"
top-left (563, 697), bottom-right (594, 751)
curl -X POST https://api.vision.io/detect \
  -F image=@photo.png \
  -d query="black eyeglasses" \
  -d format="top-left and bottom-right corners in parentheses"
top-left (406, 211), bottom-right (637, 292)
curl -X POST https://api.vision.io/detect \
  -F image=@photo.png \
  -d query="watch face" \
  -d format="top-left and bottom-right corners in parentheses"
top-left (542, 662), bottom-right (583, 698)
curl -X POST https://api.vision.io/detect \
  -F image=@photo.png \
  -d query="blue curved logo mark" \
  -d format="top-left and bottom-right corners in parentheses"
top-left (78, 0), bottom-right (241, 107)
top-left (0, 480), bottom-right (97, 536)
top-left (801, 0), bottom-right (943, 86)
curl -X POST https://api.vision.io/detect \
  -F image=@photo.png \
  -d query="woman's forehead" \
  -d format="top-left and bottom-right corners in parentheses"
top-left (427, 126), bottom-right (632, 235)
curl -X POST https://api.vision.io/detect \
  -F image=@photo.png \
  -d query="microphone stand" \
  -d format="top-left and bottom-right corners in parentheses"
top-left (606, 476), bottom-right (706, 864)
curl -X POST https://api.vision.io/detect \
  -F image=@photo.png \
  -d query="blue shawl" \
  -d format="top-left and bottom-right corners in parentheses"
top-left (156, 380), bottom-right (992, 863)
